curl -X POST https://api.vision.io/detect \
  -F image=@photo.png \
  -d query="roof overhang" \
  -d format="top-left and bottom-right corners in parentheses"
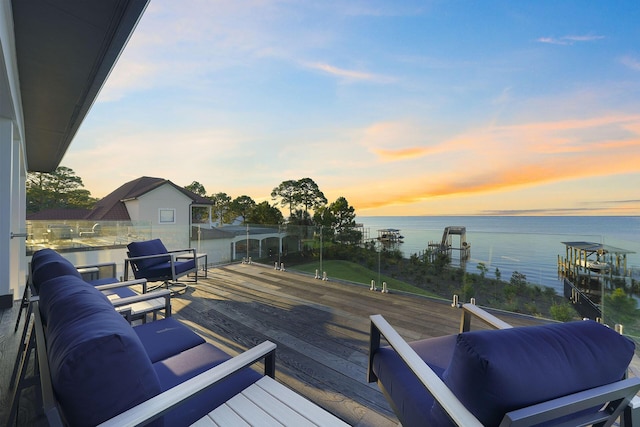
top-left (12, 0), bottom-right (149, 172)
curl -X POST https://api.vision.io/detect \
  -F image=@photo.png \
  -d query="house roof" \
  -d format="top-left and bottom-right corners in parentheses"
top-left (86, 176), bottom-right (213, 221)
top-left (561, 241), bottom-right (636, 255)
top-left (12, 0), bottom-right (149, 172)
top-left (26, 208), bottom-right (92, 221)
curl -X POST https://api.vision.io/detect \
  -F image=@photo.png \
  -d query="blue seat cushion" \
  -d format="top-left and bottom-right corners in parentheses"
top-left (128, 239), bottom-right (171, 270)
top-left (154, 343), bottom-right (262, 427)
top-left (372, 334), bottom-right (457, 426)
top-left (433, 320), bottom-right (635, 426)
top-left (134, 317), bottom-right (206, 363)
top-left (134, 259), bottom-right (196, 282)
top-left (41, 276), bottom-right (162, 427)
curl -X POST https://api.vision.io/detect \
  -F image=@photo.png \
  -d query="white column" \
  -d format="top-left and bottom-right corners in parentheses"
top-left (0, 119), bottom-right (14, 306)
top-left (12, 133), bottom-right (26, 301)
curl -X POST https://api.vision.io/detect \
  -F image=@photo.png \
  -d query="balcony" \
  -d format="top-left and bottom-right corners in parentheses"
top-left (2, 260), bottom-right (559, 426)
top-left (4, 224), bottom-right (640, 425)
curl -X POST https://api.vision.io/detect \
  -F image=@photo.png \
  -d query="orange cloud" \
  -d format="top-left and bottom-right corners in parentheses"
top-left (372, 146), bottom-right (441, 160)
top-left (348, 136), bottom-right (640, 211)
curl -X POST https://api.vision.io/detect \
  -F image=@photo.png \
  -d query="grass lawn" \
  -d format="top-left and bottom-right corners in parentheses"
top-left (289, 259), bottom-right (440, 298)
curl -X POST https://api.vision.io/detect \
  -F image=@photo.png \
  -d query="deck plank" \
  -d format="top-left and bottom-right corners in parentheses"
top-left (170, 263), bottom-right (550, 426)
top-left (0, 262), bottom-right (550, 427)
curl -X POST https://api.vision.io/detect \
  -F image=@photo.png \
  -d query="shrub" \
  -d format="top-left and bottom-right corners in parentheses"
top-left (550, 303), bottom-right (575, 322)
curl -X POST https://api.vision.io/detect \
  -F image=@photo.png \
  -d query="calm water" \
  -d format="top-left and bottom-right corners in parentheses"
top-left (358, 216), bottom-right (640, 293)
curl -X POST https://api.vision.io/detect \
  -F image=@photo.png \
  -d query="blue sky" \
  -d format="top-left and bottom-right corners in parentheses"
top-left (66, 0), bottom-right (640, 216)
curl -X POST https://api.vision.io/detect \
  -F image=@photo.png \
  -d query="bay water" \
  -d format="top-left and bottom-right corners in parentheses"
top-left (358, 216), bottom-right (640, 294)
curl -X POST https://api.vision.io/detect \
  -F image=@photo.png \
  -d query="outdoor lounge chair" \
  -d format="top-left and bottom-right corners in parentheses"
top-left (10, 249), bottom-right (171, 397)
top-left (8, 263), bottom-right (350, 426)
top-left (78, 222), bottom-right (101, 237)
top-left (125, 239), bottom-right (198, 294)
top-left (368, 303), bottom-right (640, 427)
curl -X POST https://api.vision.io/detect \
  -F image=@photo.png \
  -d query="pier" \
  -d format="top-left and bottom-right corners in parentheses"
top-left (427, 226), bottom-right (471, 266)
top-left (558, 241), bottom-right (636, 321)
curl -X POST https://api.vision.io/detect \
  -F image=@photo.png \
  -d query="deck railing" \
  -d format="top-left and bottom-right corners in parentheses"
top-left (22, 221), bottom-right (640, 341)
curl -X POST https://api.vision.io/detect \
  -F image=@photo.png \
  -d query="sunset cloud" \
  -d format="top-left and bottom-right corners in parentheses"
top-left (66, 1), bottom-right (640, 216)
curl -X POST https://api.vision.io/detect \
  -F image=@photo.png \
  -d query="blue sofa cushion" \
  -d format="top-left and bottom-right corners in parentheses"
top-left (371, 334), bottom-right (457, 426)
top-left (128, 239), bottom-right (171, 270)
top-left (41, 276), bottom-right (162, 427)
top-left (134, 317), bottom-right (206, 363)
top-left (30, 248), bottom-right (61, 271)
top-left (434, 320), bottom-right (635, 426)
top-left (154, 343), bottom-right (262, 427)
top-left (31, 254), bottom-right (81, 292)
top-left (135, 258), bottom-right (196, 281)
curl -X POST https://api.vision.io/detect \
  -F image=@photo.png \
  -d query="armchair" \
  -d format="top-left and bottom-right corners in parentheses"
top-left (368, 303), bottom-right (640, 427)
top-left (125, 239), bottom-right (198, 294)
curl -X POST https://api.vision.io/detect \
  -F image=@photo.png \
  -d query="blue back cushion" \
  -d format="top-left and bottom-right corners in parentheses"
top-left (434, 320), bottom-right (635, 426)
top-left (31, 248), bottom-right (60, 271)
top-left (128, 239), bottom-right (170, 270)
top-left (40, 276), bottom-right (162, 426)
top-left (31, 249), bottom-right (81, 292)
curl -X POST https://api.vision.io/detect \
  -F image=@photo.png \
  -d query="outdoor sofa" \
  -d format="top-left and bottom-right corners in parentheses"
top-left (28, 247), bottom-right (170, 322)
top-left (369, 303), bottom-right (640, 426)
top-left (12, 248), bottom-right (349, 426)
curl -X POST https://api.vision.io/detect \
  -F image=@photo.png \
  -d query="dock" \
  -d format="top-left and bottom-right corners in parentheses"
top-left (427, 226), bottom-right (471, 266)
top-left (558, 241), bottom-right (637, 321)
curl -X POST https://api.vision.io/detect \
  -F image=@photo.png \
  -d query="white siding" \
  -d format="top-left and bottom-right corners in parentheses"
top-left (133, 184), bottom-right (193, 249)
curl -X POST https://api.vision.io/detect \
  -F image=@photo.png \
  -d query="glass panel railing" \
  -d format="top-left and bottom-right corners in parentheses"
top-left (27, 218), bottom-right (640, 342)
top-left (26, 220), bottom-right (155, 254)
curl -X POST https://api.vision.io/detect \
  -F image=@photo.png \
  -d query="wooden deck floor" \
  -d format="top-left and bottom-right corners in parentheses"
top-left (169, 263), bottom-right (550, 427)
top-left (0, 262), bottom-right (550, 426)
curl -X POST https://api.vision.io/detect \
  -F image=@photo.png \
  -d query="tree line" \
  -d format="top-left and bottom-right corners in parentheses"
top-left (27, 167), bottom-right (360, 242)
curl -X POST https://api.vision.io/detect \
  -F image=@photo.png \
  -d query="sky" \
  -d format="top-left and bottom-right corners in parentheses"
top-left (65, 0), bottom-right (640, 216)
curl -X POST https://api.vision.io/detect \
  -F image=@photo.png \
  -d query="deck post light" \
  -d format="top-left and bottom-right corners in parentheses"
top-left (319, 226), bottom-right (323, 277)
top-left (377, 241), bottom-right (382, 288)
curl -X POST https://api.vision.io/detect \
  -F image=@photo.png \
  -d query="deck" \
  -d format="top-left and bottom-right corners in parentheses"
top-left (1, 262), bottom-right (550, 426)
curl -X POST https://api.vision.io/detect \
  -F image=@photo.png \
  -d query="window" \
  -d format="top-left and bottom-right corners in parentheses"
top-left (158, 208), bottom-right (176, 224)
